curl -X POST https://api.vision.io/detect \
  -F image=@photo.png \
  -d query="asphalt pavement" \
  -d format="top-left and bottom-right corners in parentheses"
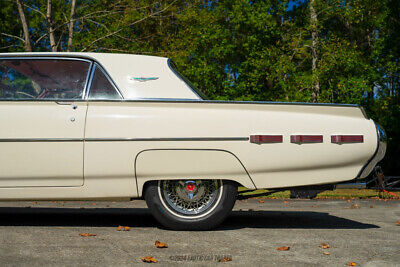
top-left (0, 198), bottom-right (399, 266)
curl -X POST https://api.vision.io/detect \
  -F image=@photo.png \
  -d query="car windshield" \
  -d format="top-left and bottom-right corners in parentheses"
top-left (168, 59), bottom-right (208, 100)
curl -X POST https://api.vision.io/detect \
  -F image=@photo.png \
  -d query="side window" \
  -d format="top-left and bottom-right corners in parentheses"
top-left (0, 59), bottom-right (90, 100)
top-left (88, 65), bottom-right (121, 100)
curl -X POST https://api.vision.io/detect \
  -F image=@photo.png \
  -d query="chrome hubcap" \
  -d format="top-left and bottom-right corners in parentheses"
top-left (160, 180), bottom-right (222, 216)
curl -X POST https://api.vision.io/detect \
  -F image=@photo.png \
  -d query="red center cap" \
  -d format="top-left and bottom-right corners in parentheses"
top-left (186, 183), bottom-right (195, 191)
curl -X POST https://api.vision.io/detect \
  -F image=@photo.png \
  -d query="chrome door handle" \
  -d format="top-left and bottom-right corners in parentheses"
top-left (56, 102), bottom-right (77, 109)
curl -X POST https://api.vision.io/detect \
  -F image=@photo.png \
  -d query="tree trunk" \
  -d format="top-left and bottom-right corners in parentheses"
top-left (67, 0), bottom-right (76, 52)
top-left (310, 0), bottom-right (320, 102)
top-left (15, 0), bottom-right (32, 52)
top-left (47, 0), bottom-right (57, 52)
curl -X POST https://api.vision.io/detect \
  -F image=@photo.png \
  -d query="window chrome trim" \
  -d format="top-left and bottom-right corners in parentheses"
top-left (0, 56), bottom-right (92, 63)
top-left (85, 63), bottom-right (124, 100)
top-left (82, 62), bottom-right (94, 100)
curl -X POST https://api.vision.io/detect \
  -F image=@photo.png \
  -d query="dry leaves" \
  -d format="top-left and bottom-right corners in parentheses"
top-left (323, 252), bottom-right (330, 255)
top-left (347, 262), bottom-right (357, 266)
top-left (116, 226), bottom-right (130, 231)
top-left (219, 257), bottom-right (232, 262)
top-left (141, 256), bottom-right (157, 263)
top-left (350, 204), bottom-right (359, 209)
top-left (396, 221), bottom-right (400, 226)
top-left (321, 243), bottom-right (330, 249)
top-left (370, 205), bottom-right (374, 208)
top-left (79, 233), bottom-right (96, 237)
top-left (258, 200), bottom-right (264, 203)
top-left (283, 201), bottom-right (289, 204)
top-left (277, 246), bottom-right (290, 251)
top-left (155, 240), bottom-right (168, 248)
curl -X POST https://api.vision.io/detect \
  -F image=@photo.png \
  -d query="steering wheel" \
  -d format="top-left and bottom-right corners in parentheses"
top-left (15, 91), bottom-right (36, 99)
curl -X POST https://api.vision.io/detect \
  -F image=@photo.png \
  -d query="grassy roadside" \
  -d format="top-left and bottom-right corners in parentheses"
top-left (238, 188), bottom-right (400, 199)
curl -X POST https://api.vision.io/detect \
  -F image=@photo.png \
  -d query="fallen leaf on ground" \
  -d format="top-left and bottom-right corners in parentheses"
top-left (117, 226), bottom-right (130, 231)
top-left (347, 199), bottom-right (351, 203)
top-left (258, 200), bottom-right (264, 203)
top-left (92, 203), bottom-right (97, 206)
top-left (79, 233), bottom-right (96, 237)
top-left (321, 243), bottom-right (330, 249)
top-left (370, 205), bottom-right (374, 208)
top-left (323, 252), bottom-right (330, 255)
top-left (277, 246), bottom-right (290, 251)
top-left (350, 204), bottom-right (359, 209)
top-left (396, 221), bottom-right (400, 225)
top-left (219, 257), bottom-right (232, 262)
top-left (283, 201), bottom-right (289, 204)
top-left (141, 257), bottom-right (157, 263)
top-left (312, 205), bottom-right (318, 208)
top-left (347, 262), bottom-right (357, 266)
top-left (155, 240), bottom-right (168, 248)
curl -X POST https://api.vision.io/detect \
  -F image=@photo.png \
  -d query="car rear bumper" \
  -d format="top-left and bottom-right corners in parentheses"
top-left (357, 123), bottom-right (387, 178)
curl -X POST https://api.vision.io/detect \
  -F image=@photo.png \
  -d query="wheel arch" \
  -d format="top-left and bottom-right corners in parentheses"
top-left (135, 149), bottom-right (256, 197)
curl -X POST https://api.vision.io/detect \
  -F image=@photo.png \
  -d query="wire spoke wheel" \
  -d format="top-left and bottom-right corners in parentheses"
top-left (158, 179), bottom-right (223, 219)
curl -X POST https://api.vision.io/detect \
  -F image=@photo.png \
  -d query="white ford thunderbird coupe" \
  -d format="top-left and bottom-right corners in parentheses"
top-left (0, 53), bottom-right (386, 230)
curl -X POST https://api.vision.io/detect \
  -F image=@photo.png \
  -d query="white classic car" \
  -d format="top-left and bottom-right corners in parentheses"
top-left (0, 52), bottom-right (386, 230)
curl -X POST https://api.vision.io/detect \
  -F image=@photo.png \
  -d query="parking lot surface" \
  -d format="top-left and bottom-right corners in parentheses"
top-left (0, 199), bottom-right (399, 266)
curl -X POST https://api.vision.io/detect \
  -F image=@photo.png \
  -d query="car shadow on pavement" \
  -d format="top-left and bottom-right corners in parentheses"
top-left (218, 210), bottom-right (379, 230)
top-left (0, 207), bottom-right (378, 230)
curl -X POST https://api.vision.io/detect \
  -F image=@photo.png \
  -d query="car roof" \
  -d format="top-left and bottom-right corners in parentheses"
top-left (0, 52), bottom-right (200, 100)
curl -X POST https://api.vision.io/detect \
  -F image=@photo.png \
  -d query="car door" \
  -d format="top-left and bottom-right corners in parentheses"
top-left (0, 57), bottom-right (90, 187)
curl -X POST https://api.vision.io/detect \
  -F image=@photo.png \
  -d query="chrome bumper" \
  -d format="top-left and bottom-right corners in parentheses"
top-left (358, 123), bottom-right (387, 178)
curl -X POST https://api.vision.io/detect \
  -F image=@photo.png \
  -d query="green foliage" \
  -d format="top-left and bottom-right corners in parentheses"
top-left (0, 0), bottom-right (399, 174)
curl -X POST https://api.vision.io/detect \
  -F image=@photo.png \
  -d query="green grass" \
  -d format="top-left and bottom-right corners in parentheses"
top-left (238, 187), bottom-right (400, 199)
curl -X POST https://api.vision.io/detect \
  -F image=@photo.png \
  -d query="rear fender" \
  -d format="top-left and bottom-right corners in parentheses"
top-left (135, 149), bottom-right (256, 197)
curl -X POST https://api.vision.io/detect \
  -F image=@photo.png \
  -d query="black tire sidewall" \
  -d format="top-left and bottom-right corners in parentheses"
top-left (145, 180), bottom-right (237, 230)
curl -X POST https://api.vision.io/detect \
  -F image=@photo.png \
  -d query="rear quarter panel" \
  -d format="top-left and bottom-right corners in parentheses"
top-left (84, 101), bottom-right (377, 197)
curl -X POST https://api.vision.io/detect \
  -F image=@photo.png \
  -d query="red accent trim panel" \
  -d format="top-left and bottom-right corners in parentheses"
top-left (331, 135), bottom-right (364, 144)
top-left (250, 135), bottom-right (283, 144)
top-left (291, 135), bottom-right (323, 144)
